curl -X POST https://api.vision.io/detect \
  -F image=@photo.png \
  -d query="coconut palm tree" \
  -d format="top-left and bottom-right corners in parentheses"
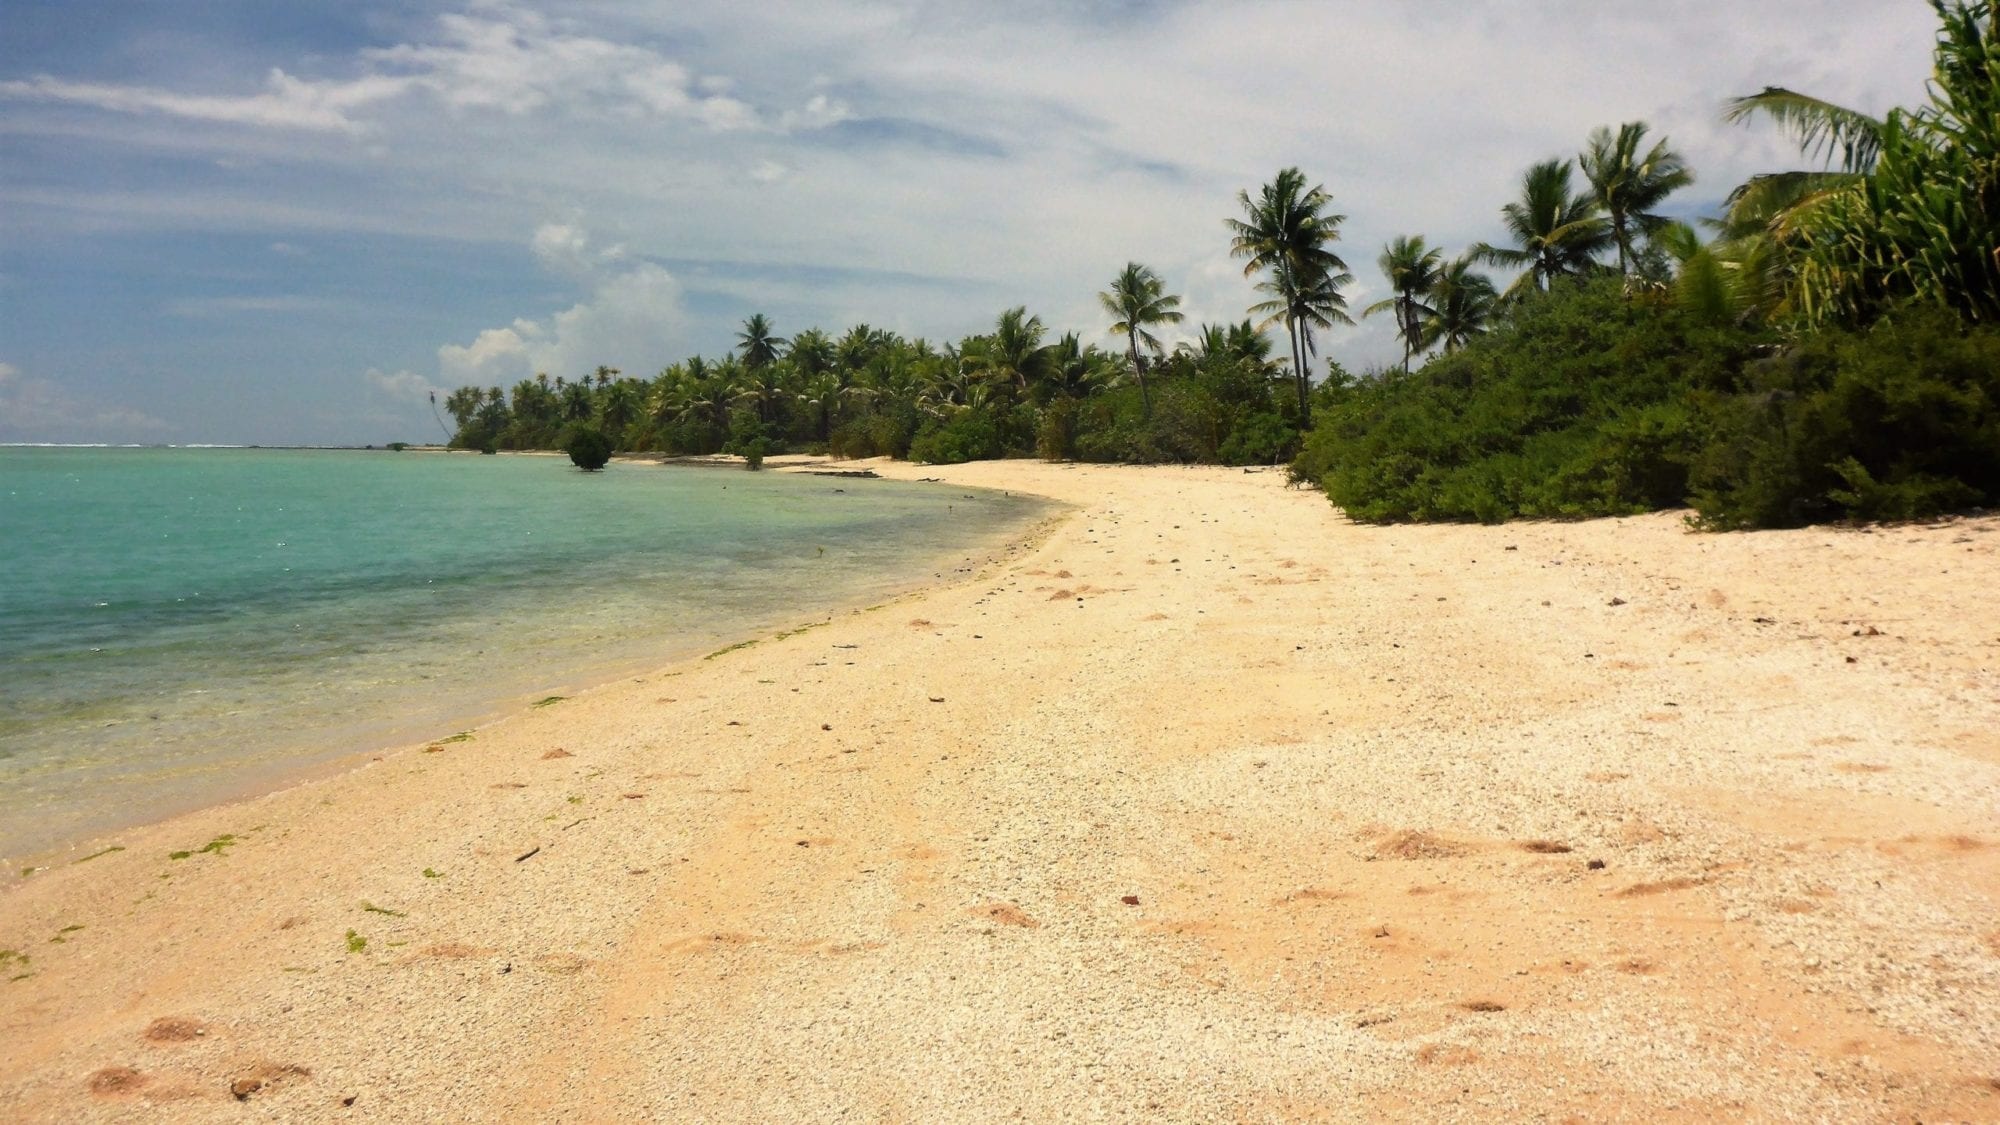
top-left (1362, 236), bottom-right (1445, 370)
top-left (1227, 167), bottom-right (1351, 422)
top-left (1424, 257), bottom-right (1500, 355)
top-left (1098, 262), bottom-right (1185, 417)
top-left (597, 380), bottom-right (641, 444)
top-left (1579, 122), bottom-right (1695, 276)
top-left (1043, 333), bottom-right (1119, 400)
top-left (966, 306), bottom-right (1051, 396)
top-left (788, 328), bottom-right (835, 379)
top-left (1249, 257), bottom-right (1354, 401)
top-left (1471, 159), bottom-right (1613, 299)
top-left (559, 379), bottom-right (595, 422)
top-left (736, 314), bottom-right (787, 370)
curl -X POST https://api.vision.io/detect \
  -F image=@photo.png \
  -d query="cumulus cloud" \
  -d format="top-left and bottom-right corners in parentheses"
top-left (364, 6), bottom-right (756, 128)
top-left (779, 93), bottom-right (853, 132)
top-left (0, 361), bottom-right (169, 442)
top-left (437, 225), bottom-right (691, 387)
top-left (529, 221), bottom-right (626, 278)
top-left (363, 367), bottom-right (444, 404)
top-left (2, 0), bottom-right (1952, 441)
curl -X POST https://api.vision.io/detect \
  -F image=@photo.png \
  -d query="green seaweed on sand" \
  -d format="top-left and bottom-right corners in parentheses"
top-left (421, 868), bottom-right (442, 879)
top-left (345, 930), bottom-right (367, 954)
top-left (168, 834), bottom-right (238, 860)
top-left (533, 696), bottom-right (567, 708)
top-left (360, 901), bottom-right (406, 918)
top-left (74, 846), bottom-right (125, 864)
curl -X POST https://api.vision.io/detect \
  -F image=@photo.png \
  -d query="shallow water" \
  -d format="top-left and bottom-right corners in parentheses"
top-left (0, 448), bottom-right (1046, 859)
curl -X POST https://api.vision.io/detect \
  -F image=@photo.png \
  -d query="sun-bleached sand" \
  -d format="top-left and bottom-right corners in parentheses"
top-left (2, 459), bottom-right (1996, 1122)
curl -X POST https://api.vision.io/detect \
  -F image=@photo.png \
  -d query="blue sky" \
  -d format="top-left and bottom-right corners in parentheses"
top-left (0, 1), bottom-right (1942, 444)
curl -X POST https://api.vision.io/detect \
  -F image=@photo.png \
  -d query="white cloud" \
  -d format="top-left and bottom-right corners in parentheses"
top-left (0, 69), bottom-right (412, 134)
top-left (362, 6), bottom-right (756, 128)
top-left (1, 5), bottom-right (759, 138)
top-left (779, 92), bottom-right (852, 132)
top-left (437, 224), bottom-right (692, 386)
top-left (2, 0), bottom-right (1953, 424)
top-left (363, 367), bottom-right (444, 404)
top-left (529, 220), bottom-right (626, 278)
top-left (438, 321), bottom-right (541, 386)
top-left (0, 362), bottom-right (170, 441)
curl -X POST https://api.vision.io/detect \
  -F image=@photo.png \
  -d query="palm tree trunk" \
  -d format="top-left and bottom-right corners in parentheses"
top-left (1128, 328), bottom-right (1151, 418)
top-left (1287, 317), bottom-right (1310, 425)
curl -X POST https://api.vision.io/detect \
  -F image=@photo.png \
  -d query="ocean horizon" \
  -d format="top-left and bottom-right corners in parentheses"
top-left (0, 447), bottom-right (1046, 861)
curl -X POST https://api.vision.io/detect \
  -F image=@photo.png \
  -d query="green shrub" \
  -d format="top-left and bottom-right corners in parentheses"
top-left (909, 409), bottom-right (1004, 465)
top-left (1295, 278), bottom-right (1767, 522)
top-left (1690, 308), bottom-right (2000, 526)
top-left (565, 426), bottom-right (613, 471)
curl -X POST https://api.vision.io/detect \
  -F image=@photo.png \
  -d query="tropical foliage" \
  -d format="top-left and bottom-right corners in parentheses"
top-left (437, 2), bottom-right (1998, 529)
top-left (1227, 167), bottom-right (1353, 422)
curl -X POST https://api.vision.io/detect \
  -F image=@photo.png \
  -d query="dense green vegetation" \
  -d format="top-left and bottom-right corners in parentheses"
top-left (445, 1), bottom-right (2000, 527)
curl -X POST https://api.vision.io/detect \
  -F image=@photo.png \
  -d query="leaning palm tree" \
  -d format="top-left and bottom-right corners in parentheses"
top-left (1579, 122), bottom-right (1694, 276)
top-left (1097, 262), bottom-right (1185, 416)
top-left (1717, 89), bottom-right (1884, 246)
top-left (1471, 159), bottom-right (1613, 299)
top-left (1362, 236), bottom-right (1444, 370)
top-left (736, 314), bottom-right (788, 370)
top-left (1717, 86), bottom-right (1889, 321)
top-left (1424, 257), bottom-right (1500, 355)
top-left (1227, 167), bottom-right (1351, 422)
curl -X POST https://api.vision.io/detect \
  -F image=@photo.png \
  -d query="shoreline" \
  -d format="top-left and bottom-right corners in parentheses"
top-left (3, 460), bottom-right (1995, 1121)
top-left (4, 459), bottom-right (1064, 871)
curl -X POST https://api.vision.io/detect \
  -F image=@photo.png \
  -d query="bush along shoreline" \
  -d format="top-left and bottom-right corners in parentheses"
top-left (437, 2), bottom-right (2000, 531)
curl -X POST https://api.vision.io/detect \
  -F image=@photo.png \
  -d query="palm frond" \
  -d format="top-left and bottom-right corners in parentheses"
top-left (1725, 87), bottom-right (1884, 174)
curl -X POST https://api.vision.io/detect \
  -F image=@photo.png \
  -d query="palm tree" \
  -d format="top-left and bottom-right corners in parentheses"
top-left (598, 380), bottom-right (641, 444)
top-left (1227, 167), bottom-right (1352, 422)
top-left (1718, 87), bottom-right (1889, 322)
top-left (788, 328), bottom-right (835, 379)
top-left (1472, 159), bottom-right (1613, 299)
top-left (1097, 262), bottom-right (1185, 417)
top-left (966, 306), bottom-right (1051, 396)
top-left (1579, 122), bottom-right (1694, 276)
top-left (1249, 257), bottom-right (1354, 399)
top-left (1362, 236), bottom-right (1444, 370)
top-left (736, 314), bottom-right (787, 370)
top-left (1424, 257), bottom-right (1500, 355)
top-left (1043, 333), bottom-right (1119, 400)
top-left (559, 379), bottom-right (595, 422)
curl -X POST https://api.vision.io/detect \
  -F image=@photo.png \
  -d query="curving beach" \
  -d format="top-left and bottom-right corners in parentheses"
top-left (2, 459), bottom-right (1996, 1121)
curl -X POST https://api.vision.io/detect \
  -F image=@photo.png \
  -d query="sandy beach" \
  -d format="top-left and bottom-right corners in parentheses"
top-left (2, 459), bottom-right (1996, 1122)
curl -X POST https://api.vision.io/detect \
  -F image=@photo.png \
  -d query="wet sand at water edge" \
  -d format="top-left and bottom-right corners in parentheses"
top-left (2, 458), bottom-right (1996, 1121)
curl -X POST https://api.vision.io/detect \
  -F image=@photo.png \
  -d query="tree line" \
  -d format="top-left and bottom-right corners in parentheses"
top-left (446, 0), bottom-right (2000, 526)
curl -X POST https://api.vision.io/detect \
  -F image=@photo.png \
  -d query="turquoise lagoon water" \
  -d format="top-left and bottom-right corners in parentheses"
top-left (0, 448), bottom-right (1046, 860)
